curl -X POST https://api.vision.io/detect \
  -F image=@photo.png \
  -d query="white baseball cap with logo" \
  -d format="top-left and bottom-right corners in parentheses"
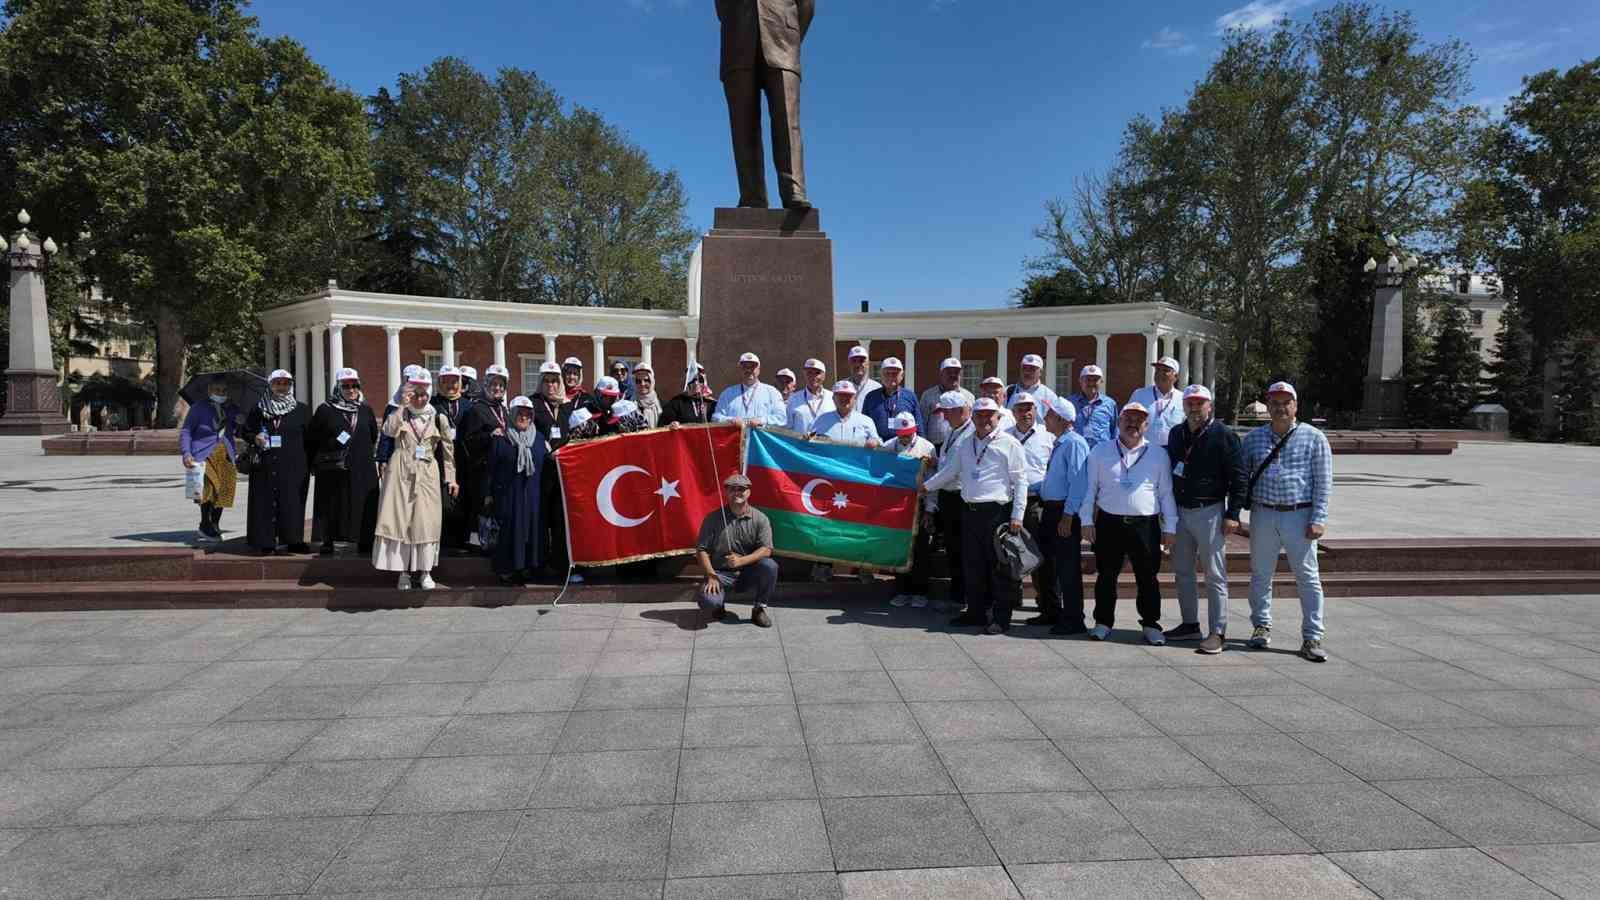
top-left (1020, 353), bottom-right (1044, 369)
top-left (848, 345), bottom-right (869, 360)
top-left (459, 366), bottom-right (478, 381)
top-left (562, 357), bottom-right (583, 369)
top-left (486, 364), bottom-right (511, 380)
top-left (408, 369), bottom-right (432, 387)
top-left (739, 352), bottom-right (761, 365)
top-left (803, 358), bottom-right (827, 372)
top-left (880, 357), bottom-right (903, 370)
top-left (774, 367), bottom-right (796, 381)
top-left (539, 361), bottom-right (561, 375)
top-left (937, 390), bottom-right (971, 410)
top-left (891, 412), bottom-right (918, 434)
top-left (831, 380), bottom-right (857, 394)
top-left (1010, 392), bottom-right (1037, 407)
top-left (973, 397), bottom-right (1001, 413)
top-left (939, 357), bottom-right (962, 370)
top-left (1153, 356), bottom-right (1181, 373)
top-left (334, 367), bottom-right (360, 383)
top-left (1046, 396), bottom-right (1077, 421)
top-left (1080, 364), bottom-right (1104, 378)
top-left (1267, 381), bottom-right (1297, 399)
top-left (1183, 384), bottom-right (1213, 402)
top-left (1120, 401), bottom-right (1149, 417)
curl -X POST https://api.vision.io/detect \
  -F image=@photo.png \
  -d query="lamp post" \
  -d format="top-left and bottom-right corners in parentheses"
top-left (1356, 235), bottom-right (1419, 429)
top-left (1, 210), bottom-right (69, 434)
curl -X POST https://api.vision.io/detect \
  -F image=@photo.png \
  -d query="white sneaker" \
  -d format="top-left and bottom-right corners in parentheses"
top-left (419, 573), bottom-right (437, 590)
top-left (1089, 624), bottom-right (1111, 641)
top-left (890, 594), bottom-right (909, 607)
top-left (397, 573), bottom-right (412, 591)
top-left (1143, 626), bottom-right (1166, 646)
top-left (910, 595), bottom-right (929, 608)
top-left (569, 572), bottom-right (585, 584)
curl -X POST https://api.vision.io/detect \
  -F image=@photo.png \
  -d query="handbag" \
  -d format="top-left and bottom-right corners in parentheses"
top-left (234, 441), bottom-right (261, 476)
top-left (314, 448), bottom-right (349, 473)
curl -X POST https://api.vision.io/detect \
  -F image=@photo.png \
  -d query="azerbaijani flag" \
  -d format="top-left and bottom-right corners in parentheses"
top-left (744, 427), bottom-right (926, 571)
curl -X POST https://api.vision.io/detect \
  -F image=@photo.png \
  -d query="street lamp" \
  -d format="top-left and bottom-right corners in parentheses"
top-left (2, 208), bottom-right (69, 434)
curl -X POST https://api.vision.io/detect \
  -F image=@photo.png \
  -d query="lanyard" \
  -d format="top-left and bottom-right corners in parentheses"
top-left (1016, 428), bottom-right (1036, 446)
top-left (740, 385), bottom-right (756, 415)
top-left (1181, 420), bottom-right (1211, 465)
top-left (806, 390), bottom-right (824, 417)
top-left (343, 410), bottom-right (357, 433)
top-left (1119, 441), bottom-right (1148, 474)
top-left (267, 415), bottom-right (282, 433)
top-left (489, 403), bottom-right (506, 431)
top-left (407, 412), bottom-right (429, 445)
top-left (1152, 390), bottom-right (1176, 420)
top-left (972, 436), bottom-right (993, 471)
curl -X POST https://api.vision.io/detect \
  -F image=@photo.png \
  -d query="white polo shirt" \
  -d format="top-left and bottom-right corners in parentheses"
top-left (1079, 436), bottom-right (1178, 533)
top-left (924, 428), bottom-right (1029, 522)
top-left (1006, 422), bottom-right (1051, 494)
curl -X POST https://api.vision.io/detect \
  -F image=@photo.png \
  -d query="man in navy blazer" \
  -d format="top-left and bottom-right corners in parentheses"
top-left (716, 0), bottom-right (815, 210)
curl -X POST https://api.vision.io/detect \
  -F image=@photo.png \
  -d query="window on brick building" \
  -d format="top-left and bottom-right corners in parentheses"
top-left (422, 351), bottom-right (443, 379)
top-left (960, 361), bottom-right (984, 394)
top-left (1055, 359), bottom-right (1076, 398)
top-left (519, 355), bottom-right (546, 395)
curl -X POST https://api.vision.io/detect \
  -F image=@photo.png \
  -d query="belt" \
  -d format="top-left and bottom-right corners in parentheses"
top-left (965, 500), bottom-right (1008, 511)
top-left (1257, 502), bottom-right (1311, 512)
top-left (1178, 499), bottom-right (1224, 509)
top-left (1098, 511), bottom-right (1157, 524)
top-left (1041, 500), bottom-right (1065, 509)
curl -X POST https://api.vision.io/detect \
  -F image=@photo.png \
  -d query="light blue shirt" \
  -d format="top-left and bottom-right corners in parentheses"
top-left (1128, 385), bottom-right (1186, 446)
top-left (1243, 421), bottom-right (1333, 526)
top-left (786, 387), bottom-right (833, 433)
top-left (809, 410), bottom-right (879, 446)
top-left (713, 381), bottom-right (788, 427)
top-left (1040, 430), bottom-right (1090, 514)
top-left (1070, 393), bottom-right (1119, 448)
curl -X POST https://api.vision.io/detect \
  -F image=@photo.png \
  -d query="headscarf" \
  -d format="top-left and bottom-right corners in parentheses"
top-left (259, 382), bottom-right (297, 417)
top-left (635, 389), bottom-right (661, 427)
top-left (610, 358), bottom-right (636, 399)
top-left (328, 382), bottom-right (363, 414)
top-left (508, 412), bottom-right (539, 475)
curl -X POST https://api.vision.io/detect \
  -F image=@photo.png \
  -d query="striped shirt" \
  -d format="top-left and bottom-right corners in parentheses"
top-left (1242, 421), bottom-right (1333, 526)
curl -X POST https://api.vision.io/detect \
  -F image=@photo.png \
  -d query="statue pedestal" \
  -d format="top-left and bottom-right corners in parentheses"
top-left (1, 368), bottom-right (69, 435)
top-left (697, 208), bottom-right (835, 391)
top-left (1357, 376), bottom-right (1406, 430)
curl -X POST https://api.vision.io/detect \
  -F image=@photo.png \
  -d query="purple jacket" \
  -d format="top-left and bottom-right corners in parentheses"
top-left (180, 400), bottom-right (238, 463)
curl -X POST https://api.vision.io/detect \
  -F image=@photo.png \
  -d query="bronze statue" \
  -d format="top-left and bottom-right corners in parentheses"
top-left (716, 0), bottom-right (814, 210)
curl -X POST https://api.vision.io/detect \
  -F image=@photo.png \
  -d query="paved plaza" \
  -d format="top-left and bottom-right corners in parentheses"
top-left (3, 436), bottom-right (1598, 549)
top-left (0, 592), bottom-right (1598, 898)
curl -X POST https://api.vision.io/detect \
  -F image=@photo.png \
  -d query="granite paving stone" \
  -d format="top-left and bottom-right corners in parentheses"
top-left (810, 741), bottom-right (957, 797)
top-left (1434, 690), bottom-right (1600, 727)
top-left (486, 881), bottom-right (665, 899)
top-left (687, 671), bottom-right (795, 706)
top-left (1087, 667), bottom-right (1212, 698)
top-left (423, 712), bottom-right (568, 756)
top-left (1176, 732), bottom-right (1359, 785)
top-left (16, 725), bottom-right (197, 769)
top-left (137, 814), bottom-right (365, 897)
top-left (0, 823), bottom-right (199, 898)
top-left (822, 794), bottom-right (998, 871)
top-left (1328, 847), bottom-right (1558, 899)
top-left (577, 675), bottom-right (689, 710)
top-left (292, 715), bottom-right (450, 761)
top-left (1016, 699), bottom-right (1159, 739)
top-left (1375, 777), bottom-right (1600, 845)
top-left (682, 704), bottom-right (805, 747)
top-left (224, 684), bottom-right (372, 721)
top-left (493, 805), bottom-right (671, 884)
top-left (799, 702), bottom-right (924, 744)
top-left (1123, 696), bottom-right (1269, 736)
top-left (491, 649), bottom-right (602, 679)
top-left (1502, 774), bottom-right (1600, 828)
top-left (909, 700), bottom-right (1046, 743)
top-left (380, 653), bottom-right (507, 684)
top-left (1171, 853), bottom-right (1377, 898)
top-left (315, 810), bottom-right (523, 893)
top-left (530, 749), bottom-right (680, 807)
top-left (1408, 727), bottom-right (1600, 776)
top-left (346, 681), bottom-right (476, 717)
top-left (71, 763), bottom-right (265, 823)
top-left (1007, 860), bottom-right (1199, 898)
top-left (465, 678), bottom-right (586, 714)
top-left (838, 865), bottom-right (1020, 899)
top-left (984, 666), bottom-right (1115, 701)
top-left (1242, 781), bottom-right (1461, 851)
top-left (788, 670), bottom-right (900, 704)
top-left (888, 668), bottom-right (1006, 701)
top-left (1230, 694), bottom-right (1389, 732)
top-left (227, 758), bottom-right (411, 818)
top-left (0, 766), bottom-right (134, 826)
top-left (1483, 842), bottom-right (1600, 899)
top-left (690, 646), bottom-right (788, 674)
top-left (1057, 736), bottom-right (1224, 790)
top-left (1333, 691), bottom-right (1499, 729)
top-left (1105, 787), bottom-right (1313, 858)
top-left (157, 718), bottom-right (325, 764)
top-left (1291, 729), bottom-right (1484, 780)
top-left (934, 739), bottom-right (1092, 793)
top-left (275, 656), bottom-right (405, 685)
top-left (378, 753), bottom-right (547, 813)
top-left (667, 798), bottom-right (834, 878)
top-left (554, 708), bottom-right (685, 752)
top-left (664, 871), bottom-right (843, 899)
top-left (967, 791), bottom-right (1157, 864)
top-left (676, 745), bottom-right (818, 802)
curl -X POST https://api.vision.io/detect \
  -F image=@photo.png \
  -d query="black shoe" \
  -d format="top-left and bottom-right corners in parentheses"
top-left (984, 622), bottom-right (1009, 635)
top-left (949, 613), bottom-right (987, 628)
top-left (496, 573), bottom-right (520, 586)
top-left (319, 544), bottom-right (336, 557)
top-left (1025, 614), bottom-right (1059, 627)
top-left (751, 607), bottom-right (772, 628)
top-left (287, 543), bottom-right (311, 554)
top-left (1050, 622), bottom-right (1088, 636)
top-left (1163, 622), bottom-right (1202, 642)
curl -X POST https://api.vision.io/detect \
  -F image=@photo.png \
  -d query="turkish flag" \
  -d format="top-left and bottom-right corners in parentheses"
top-left (555, 423), bottom-right (746, 565)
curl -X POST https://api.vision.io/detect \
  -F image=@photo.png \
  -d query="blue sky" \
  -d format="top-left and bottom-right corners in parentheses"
top-left (252, 0), bottom-right (1597, 313)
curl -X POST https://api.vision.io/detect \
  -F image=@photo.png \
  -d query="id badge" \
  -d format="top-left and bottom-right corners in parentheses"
top-left (1172, 462), bottom-right (1185, 478)
top-left (336, 431), bottom-right (351, 446)
top-left (1119, 475), bottom-right (1135, 489)
top-left (413, 445), bottom-right (428, 461)
top-left (268, 435), bottom-right (283, 449)
top-left (551, 427), bottom-right (562, 440)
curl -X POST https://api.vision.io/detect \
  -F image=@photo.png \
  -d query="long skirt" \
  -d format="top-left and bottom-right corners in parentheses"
top-left (202, 443), bottom-right (237, 508)
top-left (371, 537), bottom-right (439, 573)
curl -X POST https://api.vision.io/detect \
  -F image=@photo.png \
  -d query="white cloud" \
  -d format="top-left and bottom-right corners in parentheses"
top-left (1481, 40), bottom-right (1556, 63)
top-left (1214, 0), bottom-right (1314, 34)
top-left (1142, 26), bottom-right (1198, 55)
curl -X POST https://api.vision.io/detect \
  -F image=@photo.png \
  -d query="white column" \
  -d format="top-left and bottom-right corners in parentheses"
top-left (948, 337), bottom-right (962, 364)
top-left (491, 331), bottom-right (508, 369)
top-left (1191, 338), bottom-right (1205, 388)
top-left (292, 329), bottom-right (309, 402)
top-left (685, 337), bottom-right (698, 366)
top-left (1144, 331), bottom-right (1159, 370)
top-left (640, 337), bottom-right (654, 370)
top-left (384, 326), bottom-right (403, 398)
top-left (328, 324), bottom-right (345, 378)
top-left (310, 325), bottom-right (327, 410)
top-left (1206, 343), bottom-right (1218, 392)
top-left (996, 337), bottom-right (1010, 384)
top-left (544, 334), bottom-right (558, 365)
top-left (1044, 336), bottom-right (1059, 396)
top-left (262, 334), bottom-right (275, 370)
top-left (1158, 334), bottom-right (1169, 359)
top-left (1173, 336), bottom-right (1188, 383)
top-left (903, 341), bottom-right (917, 391)
top-left (277, 332), bottom-right (291, 375)
top-left (438, 328), bottom-right (456, 368)
top-left (860, 339), bottom-right (872, 357)
top-left (1094, 333), bottom-right (1110, 377)
top-left (591, 335), bottom-right (607, 378)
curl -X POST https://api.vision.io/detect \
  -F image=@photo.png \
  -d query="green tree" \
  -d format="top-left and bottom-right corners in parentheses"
top-left (1555, 339), bottom-right (1600, 442)
top-left (1412, 297), bottom-right (1478, 425)
top-left (1012, 267), bottom-right (1116, 308)
top-left (0, 0), bottom-right (374, 424)
top-left (1481, 298), bottom-right (1539, 434)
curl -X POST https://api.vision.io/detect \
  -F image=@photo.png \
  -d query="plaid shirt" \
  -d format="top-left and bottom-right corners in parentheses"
top-left (1242, 421), bottom-right (1333, 525)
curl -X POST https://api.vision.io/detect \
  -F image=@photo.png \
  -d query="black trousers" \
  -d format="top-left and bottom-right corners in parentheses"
top-left (1092, 511), bottom-right (1163, 630)
top-left (936, 492), bottom-right (965, 606)
top-left (895, 520), bottom-right (933, 595)
top-left (1039, 501), bottom-right (1084, 626)
top-left (1021, 496), bottom-right (1059, 613)
top-left (961, 500), bottom-right (1023, 627)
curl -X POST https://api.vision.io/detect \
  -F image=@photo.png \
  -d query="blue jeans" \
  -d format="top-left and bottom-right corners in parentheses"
top-left (1174, 503), bottom-right (1229, 635)
top-left (696, 557), bottom-right (779, 611)
top-left (1247, 506), bottom-right (1324, 641)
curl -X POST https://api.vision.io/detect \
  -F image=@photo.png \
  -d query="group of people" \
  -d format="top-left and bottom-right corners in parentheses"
top-left (179, 345), bottom-right (1334, 659)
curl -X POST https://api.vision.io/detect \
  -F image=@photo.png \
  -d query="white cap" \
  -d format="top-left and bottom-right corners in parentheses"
top-left (937, 390), bottom-right (971, 410)
top-left (408, 369), bottom-right (432, 386)
top-left (611, 399), bottom-right (639, 419)
top-left (1080, 364), bottom-right (1104, 378)
top-left (402, 364), bottom-right (423, 380)
top-left (632, 361), bottom-right (653, 373)
top-left (539, 361), bottom-right (562, 375)
top-left (333, 367), bottom-right (359, 383)
top-left (562, 356), bottom-right (583, 369)
top-left (437, 364), bottom-right (460, 379)
top-left (739, 351), bottom-right (761, 365)
top-left (939, 357), bottom-right (962, 370)
top-left (568, 407), bottom-right (593, 429)
top-left (880, 356), bottom-right (904, 370)
top-left (803, 358), bottom-right (827, 372)
top-left (1020, 353), bottom-right (1044, 368)
top-left (268, 368), bottom-right (293, 382)
top-left (848, 345), bottom-right (869, 360)
top-left (981, 375), bottom-right (1004, 387)
top-left (1267, 381), bottom-right (1298, 399)
top-left (831, 379), bottom-right (857, 394)
top-left (508, 396), bottom-right (534, 410)
top-left (774, 367), bottom-right (796, 380)
top-left (485, 364), bottom-right (511, 380)
top-left (972, 397), bottom-right (1001, 413)
top-left (1046, 397), bottom-right (1077, 421)
top-left (1183, 384), bottom-right (1213, 402)
top-left (459, 366), bottom-right (478, 381)
top-left (1121, 401), bottom-right (1149, 417)
top-left (1010, 392), bottom-right (1037, 407)
top-left (891, 411), bottom-right (918, 434)
top-left (594, 376), bottom-right (622, 396)
top-left (1153, 356), bottom-right (1181, 373)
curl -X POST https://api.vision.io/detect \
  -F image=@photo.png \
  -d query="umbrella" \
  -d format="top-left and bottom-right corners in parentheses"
top-left (180, 369), bottom-right (269, 426)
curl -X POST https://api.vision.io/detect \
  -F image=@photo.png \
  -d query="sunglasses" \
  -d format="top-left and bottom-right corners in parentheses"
top-left (340, 382), bottom-right (362, 389)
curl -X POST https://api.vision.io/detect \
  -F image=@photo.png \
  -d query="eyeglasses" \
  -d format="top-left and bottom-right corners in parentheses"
top-left (341, 382), bottom-right (362, 389)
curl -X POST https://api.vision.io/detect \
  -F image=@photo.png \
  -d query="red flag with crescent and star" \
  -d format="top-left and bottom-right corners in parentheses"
top-left (554, 423), bottom-right (746, 566)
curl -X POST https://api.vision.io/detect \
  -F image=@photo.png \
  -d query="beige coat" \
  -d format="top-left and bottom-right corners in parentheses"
top-left (375, 406), bottom-right (456, 545)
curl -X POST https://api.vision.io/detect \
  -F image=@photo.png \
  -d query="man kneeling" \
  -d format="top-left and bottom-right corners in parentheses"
top-left (695, 473), bottom-right (778, 627)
